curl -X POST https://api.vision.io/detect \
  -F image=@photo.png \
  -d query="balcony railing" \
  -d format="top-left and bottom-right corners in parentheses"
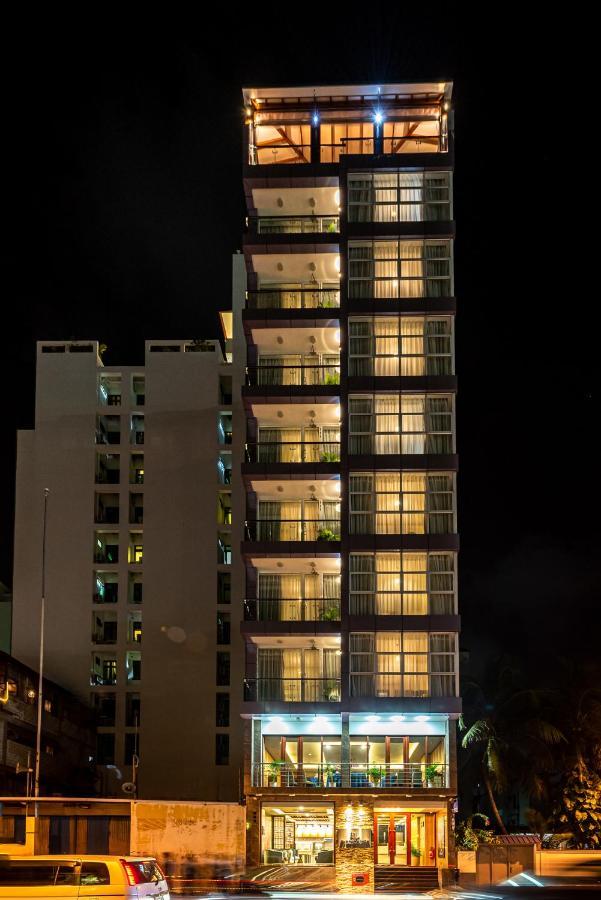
top-left (252, 215), bottom-right (339, 235)
top-left (244, 677), bottom-right (341, 702)
top-left (245, 519), bottom-right (341, 542)
top-left (246, 442), bottom-right (340, 464)
top-left (246, 289), bottom-right (340, 310)
top-left (251, 762), bottom-right (448, 789)
top-left (246, 364), bottom-right (340, 387)
top-left (244, 598), bottom-right (341, 622)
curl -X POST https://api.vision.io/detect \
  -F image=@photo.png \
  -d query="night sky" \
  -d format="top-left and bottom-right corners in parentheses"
top-left (1, 9), bottom-right (598, 675)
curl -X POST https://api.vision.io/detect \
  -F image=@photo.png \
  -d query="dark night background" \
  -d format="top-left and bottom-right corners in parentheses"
top-left (0, 8), bottom-right (597, 679)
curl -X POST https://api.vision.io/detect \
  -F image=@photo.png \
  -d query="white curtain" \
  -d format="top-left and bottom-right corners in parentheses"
top-left (376, 632), bottom-right (401, 697)
top-left (403, 633), bottom-right (428, 697)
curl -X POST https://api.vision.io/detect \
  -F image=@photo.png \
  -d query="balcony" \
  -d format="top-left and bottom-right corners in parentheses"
top-left (251, 762), bottom-right (448, 789)
top-left (246, 288), bottom-right (340, 310)
top-left (246, 363), bottom-right (340, 388)
top-left (244, 677), bottom-right (341, 702)
top-left (244, 598), bottom-right (340, 622)
top-left (251, 215), bottom-right (339, 235)
top-left (245, 519), bottom-right (341, 542)
top-left (246, 441), bottom-right (340, 464)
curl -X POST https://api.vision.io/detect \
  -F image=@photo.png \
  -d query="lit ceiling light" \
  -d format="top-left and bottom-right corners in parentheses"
top-left (390, 714), bottom-right (405, 722)
top-left (334, 189), bottom-right (340, 206)
top-left (415, 715), bottom-right (429, 722)
top-left (374, 110), bottom-right (383, 125)
top-left (366, 714), bottom-right (380, 722)
top-left (334, 329), bottom-right (340, 344)
top-left (335, 256), bottom-right (340, 273)
top-left (312, 111), bottom-right (319, 125)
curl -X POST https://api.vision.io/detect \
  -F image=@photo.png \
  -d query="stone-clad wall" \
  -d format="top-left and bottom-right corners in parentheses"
top-left (334, 798), bottom-right (375, 892)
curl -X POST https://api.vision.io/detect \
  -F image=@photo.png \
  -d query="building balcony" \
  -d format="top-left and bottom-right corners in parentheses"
top-left (250, 761), bottom-right (448, 790)
top-left (244, 677), bottom-right (341, 703)
top-left (250, 215), bottom-right (339, 235)
top-left (246, 363), bottom-right (340, 388)
top-left (244, 597), bottom-right (341, 623)
top-left (245, 441), bottom-right (340, 465)
top-left (245, 519), bottom-right (341, 543)
top-left (246, 288), bottom-right (340, 310)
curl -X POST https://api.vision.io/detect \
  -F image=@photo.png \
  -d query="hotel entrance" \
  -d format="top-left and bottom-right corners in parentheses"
top-left (375, 811), bottom-right (436, 866)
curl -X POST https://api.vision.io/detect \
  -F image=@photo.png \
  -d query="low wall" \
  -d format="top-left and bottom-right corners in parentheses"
top-left (536, 849), bottom-right (601, 882)
top-left (130, 800), bottom-right (245, 893)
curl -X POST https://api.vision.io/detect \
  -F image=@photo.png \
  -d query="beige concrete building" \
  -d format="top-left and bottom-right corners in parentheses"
top-left (12, 337), bottom-right (243, 800)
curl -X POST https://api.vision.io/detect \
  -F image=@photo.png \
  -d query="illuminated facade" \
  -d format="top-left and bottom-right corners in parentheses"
top-left (235, 82), bottom-right (458, 892)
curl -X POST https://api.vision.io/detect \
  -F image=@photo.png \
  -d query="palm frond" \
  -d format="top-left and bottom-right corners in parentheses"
top-left (461, 719), bottom-right (490, 748)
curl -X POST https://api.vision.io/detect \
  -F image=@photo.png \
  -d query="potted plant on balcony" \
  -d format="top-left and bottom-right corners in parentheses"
top-left (266, 760), bottom-right (284, 787)
top-left (425, 763), bottom-right (441, 787)
top-left (319, 605), bottom-right (340, 622)
top-left (320, 450), bottom-right (340, 463)
top-left (324, 371), bottom-right (340, 386)
top-left (317, 527), bottom-right (339, 542)
top-left (368, 765), bottom-right (382, 786)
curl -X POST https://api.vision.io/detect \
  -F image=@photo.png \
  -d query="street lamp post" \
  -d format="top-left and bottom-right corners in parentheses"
top-left (34, 488), bottom-right (49, 809)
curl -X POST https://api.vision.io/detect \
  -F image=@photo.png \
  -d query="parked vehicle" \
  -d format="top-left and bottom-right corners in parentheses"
top-left (0, 855), bottom-right (169, 898)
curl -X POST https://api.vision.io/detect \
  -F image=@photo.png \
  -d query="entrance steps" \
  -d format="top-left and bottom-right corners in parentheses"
top-left (374, 865), bottom-right (439, 892)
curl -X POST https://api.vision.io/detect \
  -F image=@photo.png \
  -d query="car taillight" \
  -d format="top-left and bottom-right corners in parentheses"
top-left (120, 859), bottom-right (142, 886)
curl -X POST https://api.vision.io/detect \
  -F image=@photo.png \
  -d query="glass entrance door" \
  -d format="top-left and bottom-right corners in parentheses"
top-left (375, 813), bottom-right (408, 865)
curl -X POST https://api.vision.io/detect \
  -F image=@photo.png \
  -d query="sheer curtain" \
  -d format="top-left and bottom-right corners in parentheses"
top-left (350, 555), bottom-right (375, 615)
top-left (400, 318), bottom-right (425, 376)
top-left (283, 649), bottom-right (303, 701)
top-left (426, 475), bottom-right (453, 534)
top-left (376, 632), bottom-right (401, 697)
top-left (398, 172), bottom-right (424, 222)
top-left (303, 648), bottom-right (321, 701)
top-left (402, 633), bottom-right (428, 696)
top-left (375, 553), bottom-right (402, 614)
top-left (403, 553), bottom-right (428, 614)
top-left (348, 176), bottom-right (372, 223)
top-left (399, 242), bottom-right (424, 297)
top-left (258, 649), bottom-right (283, 700)
top-left (374, 319), bottom-right (400, 376)
top-left (425, 319), bottom-right (452, 375)
top-left (401, 473), bottom-right (426, 534)
top-left (373, 173), bottom-right (398, 223)
top-left (429, 554), bottom-right (455, 614)
top-left (323, 649), bottom-right (341, 700)
top-left (258, 355), bottom-right (301, 386)
top-left (375, 472), bottom-right (401, 534)
top-left (350, 633), bottom-right (375, 697)
top-left (349, 397), bottom-right (373, 455)
top-left (374, 242), bottom-right (398, 298)
top-left (401, 396), bottom-right (426, 454)
top-left (374, 396), bottom-right (400, 454)
top-left (258, 428), bottom-right (302, 463)
top-left (258, 573), bottom-right (303, 621)
top-left (350, 475), bottom-right (374, 534)
top-left (425, 396), bottom-right (453, 453)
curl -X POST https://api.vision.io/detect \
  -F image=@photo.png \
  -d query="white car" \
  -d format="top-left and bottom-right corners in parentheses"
top-left (0, 855), bottom-right (170, 898)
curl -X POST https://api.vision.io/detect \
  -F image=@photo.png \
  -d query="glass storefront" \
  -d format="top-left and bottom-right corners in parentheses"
top-left (261, 803), bottom-right (335, 865)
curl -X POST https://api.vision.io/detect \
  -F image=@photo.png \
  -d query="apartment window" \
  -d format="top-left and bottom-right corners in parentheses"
top-left (131, 415), bottom-right (145, 445)
top-left (350, 552), bottom-right (456, 615)
top-left (349, 734), bottom-right (446, 787)
top-left (349, 394), bottom-right (453, 454)
top-left (252, 123), bottom-right (311, 165)
top-left (349, 317), bottom-right (453, 377)
top-left (130, 578), bottom-right (143, 604)
top-left (216, 733), bottom-right (229, 765)
top-left (91, 655), bottom-right (117, 686)
top-left (320, 122), bottom-right (374, 162)
top-left (216, 652), bottom-right (230, 686)
top-left (349, 632), bottom-right (457, 697)
top-left (217, 612), bottom-right (231, 645)
top-left (96, 415), bottom-right (120, 445)
top-left (254, 571), bottom-right (341, 622)
top-left (217, 572), bottom-right (231, 604)
top-left (126, 652), bottom-right (141, 682)
top-left (124, 733), bottom-right (139, 763)
top-left (256, 499), bottom-right (340, 542)
top-left (93, 693), bottom-right (116, 727)
top-left (348, 240), bottom-right (452, 298)
top-left (96, 733), bottom-right (115, 766)
top-left (349, 472), bottom-right (454, 535)
top-left (216, 692), bottom-right (230, 727)
top-left (129, 542), bottom-right (143, 564)
top-left (255, 647), bottom-right (341, 702)
top-left (255, 425), bottom-right (340, 464)
top-left (217, 534), bottom-right (232, 565)
top-left (348, 171), bottom-right (451, 222)
top-left (126, 692), bottom-right (141, 728)
top-left (218, 492), bottom-right (232, 525)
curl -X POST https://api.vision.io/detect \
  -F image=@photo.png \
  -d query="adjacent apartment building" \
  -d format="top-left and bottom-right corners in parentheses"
top-left (236, 82), bottom-right (459, 892)
top-left (11, 337), bottom-right (243, 800)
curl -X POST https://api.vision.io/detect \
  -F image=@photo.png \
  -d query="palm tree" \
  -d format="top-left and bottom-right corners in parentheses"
top-left (460, 665), bottom-right (564, 833)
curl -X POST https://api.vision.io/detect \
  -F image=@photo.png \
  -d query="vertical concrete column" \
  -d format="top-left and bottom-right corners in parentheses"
top-left (251, 718), bottom-right (262, 789)
top-left (341, 712), bottom-right (350, 787)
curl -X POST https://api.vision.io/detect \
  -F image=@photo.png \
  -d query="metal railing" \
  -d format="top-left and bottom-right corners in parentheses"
top-left (246, 441), bottom-right (340, 464)
top-left (253, 215), bottom-right (339, 235)
top-left (246, 288), bottom-right (340, 309)
top-left (244, 677), bottom-right (341, 702)
top-left (246, 364), bottom-right (340, 387)
top-left (251, 762), bottom-right (448, 789)
top-left (244, 598), bottom-right (341, 622)
top-left (245, 519), bottom-right (341, 542)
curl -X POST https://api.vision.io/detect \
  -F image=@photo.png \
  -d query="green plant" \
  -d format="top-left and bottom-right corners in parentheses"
top-left (411, 845), bottom-right (423, 859)
top-left (324, 371), bottom-right (340, 385)
top-left (425, 763), bottom-right (440, 784)
top-left (317, 527), bottom-right (339, 542)
top-left (266, 760), bottom-right (285, 783)
top-left (320, 450), bottom-right (340, 463)
top-left (320, 606), bottom-right (340, 621)
top-left (368, 766), bottom-right (382, 784)
top-left (326, 221), bottom-right (337, 233)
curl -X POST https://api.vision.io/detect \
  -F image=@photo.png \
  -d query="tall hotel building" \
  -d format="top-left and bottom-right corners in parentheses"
top-left (236, 82), bottom-right (458, 891)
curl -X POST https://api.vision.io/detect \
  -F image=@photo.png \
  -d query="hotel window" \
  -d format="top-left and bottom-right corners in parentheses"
top-left (349, 317), bottom-right (453, 377)
top-left (349, 395), bottom-right (453, 454)
top-left (349, 472), bottom-right (454, 535)
top-left (320, 122), bottom-right (374, 162)
top-left (255, 571), bottom-right (341, 622)
top-left (348, 171), bottom-right (451, 222)
top-left (216, 652), bottom-right (230, 686)
top-left (256, 499), bottom-right (340, 542)
top-left (348, 240), bottom-right (452, 298)
top-left (216, 733), bottom-right (230, 765)
top-left (349, 734), bottom-right (446, 786)
top-left (349, 552), bottom-right (456, 615)
top-left (349, 632), bottom-right (457, 697)
top-left (261, 734), bottom-right (342, 788)
top-left (256, 426), bottom-right (341, 464)
top-left (383, 116), bottom-right (442, 153)
top-left (216, 692), bottom-right (230, 727)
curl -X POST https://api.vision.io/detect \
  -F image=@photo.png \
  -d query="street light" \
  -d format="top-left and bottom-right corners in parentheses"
top-left (34, 487), bottom-right (49, 808)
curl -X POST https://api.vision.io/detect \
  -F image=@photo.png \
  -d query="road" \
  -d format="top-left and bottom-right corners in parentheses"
top-left (172, 887), bottom-right (601, 899)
